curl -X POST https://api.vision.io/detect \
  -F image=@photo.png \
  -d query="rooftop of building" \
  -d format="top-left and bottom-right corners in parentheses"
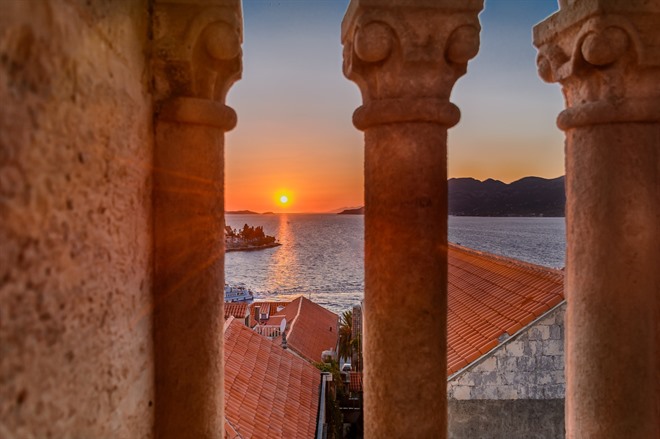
top-left (224, 317), bottom-right (321, 439)
top-left (248, 301), bottom-right (291, 327)
top-left (257, 296), bottom-right (339, 363)
top-left (349, 372), bottom-right (363, 393)
top-left (447, 244), bottom-right (564, 374)
top-left (224, 302), bottom-right (249, 320)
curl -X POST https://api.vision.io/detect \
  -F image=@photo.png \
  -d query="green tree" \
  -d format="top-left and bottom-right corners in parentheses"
top-left (338, 310), bottom-right (353, 362)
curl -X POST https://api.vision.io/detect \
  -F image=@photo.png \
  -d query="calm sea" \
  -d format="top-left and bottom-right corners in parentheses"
top-left (225, 214), bottom-right (565, 313)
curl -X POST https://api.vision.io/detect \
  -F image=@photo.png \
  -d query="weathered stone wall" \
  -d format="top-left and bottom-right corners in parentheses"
top-left (0, 1), bottom-right (154, 438)
top-left (448, 303), bottom-right (565, 400)
top-left (447, 304), bottom-right (565, 438)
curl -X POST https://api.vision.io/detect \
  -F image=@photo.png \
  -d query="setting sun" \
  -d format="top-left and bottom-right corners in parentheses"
top-left (280, 195), bottom-right (289, 204)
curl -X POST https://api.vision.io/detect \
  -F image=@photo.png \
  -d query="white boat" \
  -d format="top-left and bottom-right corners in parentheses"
top-left (224, 284), bottom-right (254, 303)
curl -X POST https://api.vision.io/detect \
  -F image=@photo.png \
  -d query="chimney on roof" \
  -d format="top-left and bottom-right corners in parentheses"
top-left (281, 330), bottom-right (288, 349)
top-left (254, 305), bottom-right (260, 323)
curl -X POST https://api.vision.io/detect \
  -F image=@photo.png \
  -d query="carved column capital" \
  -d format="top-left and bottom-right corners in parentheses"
top-left (152, 0), bottom-right (242, 129)
top-left (533, 0), bottom-right (660, 130)
top-left (342, 0), bottom-right (483, 130)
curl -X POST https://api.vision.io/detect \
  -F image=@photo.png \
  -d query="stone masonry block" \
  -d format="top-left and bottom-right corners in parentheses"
top-left (480, 371), bottom-right (498, 386)
top-left (537, 372), bottom-right (554, 386)
top-left (551, 370), bottom-right (566, 385)
top-left (454, 374), bottom-right (470, 386)
top-left (543, 384), bottom-right (565, 399)
top-left (506, 342), bottom-right (524, 357)
top-left (501, 371), bottom-right (516, 385)
top-left (517, 356), bottom-right (537, 372)
top-left (452, 385), bottom-right (471, 400)
top-left (549, 324), bottom-right (562, 340)
top-left (543, 339), bottom-right (563, 356)
top-left (496, 385), bottom-right (519, 400)
top-left (474, 356), bottom-right (497, 373)
top-left (501, 357), bottom-right (518, 372)
top-left (525, 385), bottom-right (544, 399)
top-left (524, 340), bottom-right (543, 356)
top-left (538, 356), bottom-right (556, 372)
top-left (528, 328), bottom-right (542, 340)
top-left (513, 372), bottom-right (531, 386)
top-left (472, 385), bottom-right (498, 400)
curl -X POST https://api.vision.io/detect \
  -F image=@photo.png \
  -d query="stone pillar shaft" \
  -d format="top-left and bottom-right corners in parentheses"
top-left (342, 1), bottom-right (483, 436)
top-left (534, 2), bottom-right (659, 437)
top-left (153, 107), bottom-right (228, 439)
top-left (364, 123), bottom-right (448, 436)
top-left (151, 2), bottom-right (242, 438)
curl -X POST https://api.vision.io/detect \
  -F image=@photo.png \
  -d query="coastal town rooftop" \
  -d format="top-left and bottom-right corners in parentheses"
top-left (224, 317), bottom-right (321, 438)
top-left (447, 244), bottom-right (564, 374)
top-left (254, 296), bottom-right (339, 364)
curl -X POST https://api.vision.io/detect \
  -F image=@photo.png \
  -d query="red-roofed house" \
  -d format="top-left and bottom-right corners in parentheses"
top-left (224, 302), bottom-right (249, 326)
top-left (248, 301), bottom-right (290, 327)
top-left (253, 296), bottom-right (339, 364)
top-left (352, 244), bottom-right (566, 437)
top-left (446, 244), bottom-right (564, 375)
top-left (224, 317), bottom-right (322, 439)
top-left (444, 244), bottom-right (566, 437)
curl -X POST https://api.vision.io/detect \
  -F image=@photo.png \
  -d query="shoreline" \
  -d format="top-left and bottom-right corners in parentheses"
top-left (226, 242), bottom-right (282, 253)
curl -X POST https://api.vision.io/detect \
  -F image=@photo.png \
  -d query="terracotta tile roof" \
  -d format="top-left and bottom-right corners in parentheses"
top-left (224, 420), bottom-right (240, 439)
top-left (447, 244), bottom-right (564, 375)
top-left (224, 318), bottom-right (321, 439)
top-left (268, 296), bottom-right (339, 363)
top-left (349, 372), bottom-right (363, 393)
top-left (224, 302), bottom-right (248, 320)
top-left (249, 297), bottom-right (339, 363)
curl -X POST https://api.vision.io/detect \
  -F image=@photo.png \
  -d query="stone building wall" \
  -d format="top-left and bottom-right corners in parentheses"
top-left (0, 1), bottom-right (154, 438)
top-left (447, 303), bottom-right (566, 438)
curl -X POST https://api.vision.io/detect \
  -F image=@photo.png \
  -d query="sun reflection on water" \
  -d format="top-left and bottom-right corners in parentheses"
top-left (266, 214), bottom-right (296, 291)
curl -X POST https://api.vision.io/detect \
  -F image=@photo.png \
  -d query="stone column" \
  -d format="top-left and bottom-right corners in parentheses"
top-left (342, 1), bottom-right (483, 437)
top-left (534, 2), bottom-right (659, 437)
top-left (151, 1), bottom-right (242, 438)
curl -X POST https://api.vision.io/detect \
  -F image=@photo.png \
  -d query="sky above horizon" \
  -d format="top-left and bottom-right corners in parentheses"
top-left (226, 0), bottom-right (565, 213)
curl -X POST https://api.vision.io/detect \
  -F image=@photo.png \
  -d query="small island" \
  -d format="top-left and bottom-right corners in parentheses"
top-left (225, 224), bottom-right (282, 252)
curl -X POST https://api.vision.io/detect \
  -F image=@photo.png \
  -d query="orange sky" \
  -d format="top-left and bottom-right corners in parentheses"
top-left (224, 1), bottom-right (564, 213)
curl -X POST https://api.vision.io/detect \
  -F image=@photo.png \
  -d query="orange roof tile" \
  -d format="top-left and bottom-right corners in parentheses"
top-left (224, 302), bottom-right (249, 320)
top-left (349, 372), bottom-right (363, 393)
top-left (224, 318), bottom-right (321, 439)
top-left (447, 244), bottom-right (564, 375)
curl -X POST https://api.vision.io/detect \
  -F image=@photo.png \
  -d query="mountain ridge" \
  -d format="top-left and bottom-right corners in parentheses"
top-left (448, 175), bottom-right (565, 217)
top-left (334, 176), bottom-right (566, 217)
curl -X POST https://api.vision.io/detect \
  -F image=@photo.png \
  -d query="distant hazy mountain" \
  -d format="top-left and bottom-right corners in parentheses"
top-left (327, 206), bottom-right (363, 214)
top-left (448, 176), bottom-right (565, 217)
top-left (337, 206), bottom-right (365, 215)
top-left (334, 176), bottom-right (565, 217)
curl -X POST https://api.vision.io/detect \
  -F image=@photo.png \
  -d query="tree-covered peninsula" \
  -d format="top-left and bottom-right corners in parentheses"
top-left (225, 224), bottom-right (281, 252)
